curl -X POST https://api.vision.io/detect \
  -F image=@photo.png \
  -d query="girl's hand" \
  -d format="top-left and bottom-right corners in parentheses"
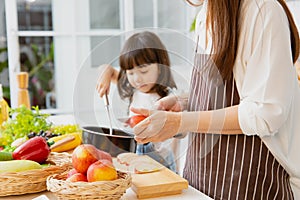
top-left (130, 107), bottom-right (181, 143)
top-left (154, 95), bottom-right (187, 112)
top-left (96, 64), bottom-right (118, 97)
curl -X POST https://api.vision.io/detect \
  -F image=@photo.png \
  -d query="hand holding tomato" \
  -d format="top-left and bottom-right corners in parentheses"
top-left (130, 107), bottom-right (181, 143)
top-left (127, 115), bottom-right (147, 128)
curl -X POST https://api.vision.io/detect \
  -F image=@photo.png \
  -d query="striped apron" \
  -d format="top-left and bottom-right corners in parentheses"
top-left (182, 49), bottom-right (294, 199)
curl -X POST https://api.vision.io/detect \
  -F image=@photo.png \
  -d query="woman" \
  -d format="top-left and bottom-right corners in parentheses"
top-left (131, 0), bottom-right (300, 199)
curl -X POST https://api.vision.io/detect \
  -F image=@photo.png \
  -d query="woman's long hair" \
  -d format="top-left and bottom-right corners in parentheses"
top-left (190, 0), bottom-right (300, 81)
top-left (118, 31), bottom-right (177, 101)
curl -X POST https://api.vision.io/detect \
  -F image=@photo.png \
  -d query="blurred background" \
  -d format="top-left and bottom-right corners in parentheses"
top-left (0, 0), bottom-right (199, 115)
top-left (0, 0), bottom-right (299, 125)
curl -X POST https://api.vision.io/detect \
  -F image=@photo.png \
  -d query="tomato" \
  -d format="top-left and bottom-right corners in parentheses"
top-left (128, 115), bottom-right (147, 128)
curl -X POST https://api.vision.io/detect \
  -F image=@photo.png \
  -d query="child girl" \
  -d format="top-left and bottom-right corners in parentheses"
top-left (97, 31), bottom-right (177, 172)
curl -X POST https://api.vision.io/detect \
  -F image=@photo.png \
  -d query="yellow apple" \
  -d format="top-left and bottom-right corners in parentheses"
top-left (72, 144), bottom-right (113, 174)
top-left (87, 159), bottom-right (118, 182)
top-left (72, 144), bottom-right (99, 174)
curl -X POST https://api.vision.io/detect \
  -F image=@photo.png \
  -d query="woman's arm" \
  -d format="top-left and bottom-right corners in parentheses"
top-left (132, 105), bottom-right (242, 143)
top-left (179, 105), bottom-right (242, 134)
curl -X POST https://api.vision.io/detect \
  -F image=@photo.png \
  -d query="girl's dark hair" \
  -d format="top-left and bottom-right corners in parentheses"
top-left (117, 31), bottom-right (177, 101)
top-left (188, 0), bottom-right (300, 81)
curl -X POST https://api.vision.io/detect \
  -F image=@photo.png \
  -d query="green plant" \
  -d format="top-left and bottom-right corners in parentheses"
top-left (0, 43), bottom-right (54, 108)
top-left (0, 47), bottom-right (8, 73)
top-left (0, 47), bottom-right (10, 102)
top-left (0, 105), bottom-right (52, 146)
top-left (21, 43), bottom-right (54, 108)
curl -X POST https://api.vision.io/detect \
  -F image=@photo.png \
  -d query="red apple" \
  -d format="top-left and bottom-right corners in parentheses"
top-left (67, 168), bottom-right (78, 178)
top-left (87, 159), bottom-right (118, 182)
top-left (97, 149), bottom-right (113, 163)
top-left (66, 173), bottom-right (87, 182)
top-left (72, 144), bottom-right (100, 174)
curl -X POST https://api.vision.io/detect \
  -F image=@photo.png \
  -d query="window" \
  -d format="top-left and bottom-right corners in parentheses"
top-left (90, 0), bottom-right (120, 29)
top-left (5, 0), bottom-right (197, 118)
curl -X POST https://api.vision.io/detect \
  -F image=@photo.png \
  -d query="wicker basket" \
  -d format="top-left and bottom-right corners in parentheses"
top-left (0, 152), bottom-right (72, 197)
top-left (47, 171), bottom-right (131, 200)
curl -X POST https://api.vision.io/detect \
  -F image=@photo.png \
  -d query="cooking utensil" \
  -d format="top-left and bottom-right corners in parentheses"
top-left (103, 93), bottom-right (113, 136)
top-left (116, 117), bottom-right (136, 136)
top-left (117, 117), bottom-right (130, 123)
top-left (82, 126), bottom-right (136, 157)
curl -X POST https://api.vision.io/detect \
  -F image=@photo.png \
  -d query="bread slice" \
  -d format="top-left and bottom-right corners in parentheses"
top-left (133, 162), bottom-right (162, 174)
top-left (116, 153), bottom-right (164, 174)
top-left (129, 157), bottom-right (163, 174)
top-left (116, 152), bottom-right (139, 166)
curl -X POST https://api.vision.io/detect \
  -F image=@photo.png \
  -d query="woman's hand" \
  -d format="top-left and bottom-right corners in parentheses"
top-left (154, 94), bottom-right (188, 112)
top-left (96, 64), bottom-right (118, 97)
top-left (130, 107), bottom-right (181, 143)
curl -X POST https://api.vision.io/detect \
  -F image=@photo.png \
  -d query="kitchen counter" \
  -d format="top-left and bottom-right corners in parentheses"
top-left (123, 186), bottom-right (213, 200)
top-left (14, 114), bottom-right (212, 200)
top-left (0, 186), bottom-right (212, 200)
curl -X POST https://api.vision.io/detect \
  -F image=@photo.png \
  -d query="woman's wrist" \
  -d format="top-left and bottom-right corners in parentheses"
top-left (178, 111), bottom-right (212, 133)
top-left (178, 111), bottom-right (199, 133)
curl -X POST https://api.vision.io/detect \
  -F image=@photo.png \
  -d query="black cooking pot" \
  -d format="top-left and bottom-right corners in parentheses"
top-left (81, 126), bottom-right (136, 157)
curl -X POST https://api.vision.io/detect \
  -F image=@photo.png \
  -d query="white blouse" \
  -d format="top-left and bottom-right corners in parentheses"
top-left (129, 90), bottom-right (160, 116)
top-left (196, 0), bottom-right (300, 197)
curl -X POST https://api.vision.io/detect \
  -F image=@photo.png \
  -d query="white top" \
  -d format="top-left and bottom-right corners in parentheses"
top-left (130, 90), bottom-right (161, 115)
top-left (196, 0), bottom-right (300, 198)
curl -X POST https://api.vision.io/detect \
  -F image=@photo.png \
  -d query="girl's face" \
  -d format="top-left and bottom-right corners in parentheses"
top-left (126, 63), bottom-right (159, 93)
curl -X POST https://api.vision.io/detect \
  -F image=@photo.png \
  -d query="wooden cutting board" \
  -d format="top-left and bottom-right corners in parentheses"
top-left (129, 156), bottom-right (189, 199)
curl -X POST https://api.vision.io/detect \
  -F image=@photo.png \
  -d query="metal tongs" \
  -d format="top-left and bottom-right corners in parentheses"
top-left (103, 93), bottom-right (113, 136)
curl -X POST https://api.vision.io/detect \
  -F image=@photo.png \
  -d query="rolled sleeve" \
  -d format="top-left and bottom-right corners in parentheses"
top-left (238, 99), bottom-right (283, 137)
top-left (236, 1), bottom-right (296, 137)
top-left (238, 100), bottom-right (257, 136)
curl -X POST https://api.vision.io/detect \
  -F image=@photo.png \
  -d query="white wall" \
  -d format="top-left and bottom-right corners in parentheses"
top-left (287, 1), bottom-right (300, 32)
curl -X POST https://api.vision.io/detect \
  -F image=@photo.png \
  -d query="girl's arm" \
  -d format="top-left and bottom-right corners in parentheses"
top-left (96, 64), bottom-right (119, 97)
top-left (110, 66), bottom-right (119, 84)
